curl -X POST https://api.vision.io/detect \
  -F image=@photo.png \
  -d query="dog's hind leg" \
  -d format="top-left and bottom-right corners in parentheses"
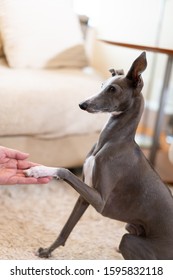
top-left (38, 196), bottom-right (89, 258)
top-left (119, 233), bottom-right (157, 260)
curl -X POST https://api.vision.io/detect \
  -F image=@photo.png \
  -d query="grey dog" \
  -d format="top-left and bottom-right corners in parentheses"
top-left (25, 52), bottom-right (173, 259)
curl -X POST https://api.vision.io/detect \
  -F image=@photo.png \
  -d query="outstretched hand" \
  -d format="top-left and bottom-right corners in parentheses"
top-left (0, 146), bottom-right (51, 185)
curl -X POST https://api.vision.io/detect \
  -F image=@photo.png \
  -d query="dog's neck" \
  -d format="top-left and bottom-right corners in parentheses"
top-left (95, 93), bottom-right (144, 153)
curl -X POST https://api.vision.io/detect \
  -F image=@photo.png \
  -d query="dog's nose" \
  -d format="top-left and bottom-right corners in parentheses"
top-left (79, 102), bottom-right (88, 110)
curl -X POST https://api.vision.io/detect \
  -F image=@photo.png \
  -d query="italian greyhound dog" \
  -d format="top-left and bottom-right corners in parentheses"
top-left (25, 52), bottom-right (173, 259)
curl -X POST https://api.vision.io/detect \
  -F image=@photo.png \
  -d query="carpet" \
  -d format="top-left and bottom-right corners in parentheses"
top-left (0, 179), bottom-right (125, 260)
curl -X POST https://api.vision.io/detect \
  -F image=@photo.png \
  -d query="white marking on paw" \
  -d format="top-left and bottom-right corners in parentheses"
top-left (24, 166), bottom-right (60, 179)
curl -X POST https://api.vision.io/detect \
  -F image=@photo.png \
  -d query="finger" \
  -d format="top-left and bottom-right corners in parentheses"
top-left (18, 161), bottom-right (43, 170)
top-left (35, 177), bottom-right (52, 184)
top-left (1, 159), bottom-right (17, 168)
top-left (5, 148), bottom-right (29, 160)
top-left (8, 176), bottom-right (52, 185)
top-left (17, 160), bottom-right (38, 170)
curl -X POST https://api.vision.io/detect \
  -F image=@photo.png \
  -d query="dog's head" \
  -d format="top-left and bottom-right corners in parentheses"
top-left (79, 52), bottom-right (147, 114)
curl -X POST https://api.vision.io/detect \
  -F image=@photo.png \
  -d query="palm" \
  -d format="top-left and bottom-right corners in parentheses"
top-left (0, 146), bottom-right (51, 185)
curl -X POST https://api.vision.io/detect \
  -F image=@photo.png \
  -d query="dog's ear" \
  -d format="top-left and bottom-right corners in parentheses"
top-left (126, 52), bottom-right (147, 87)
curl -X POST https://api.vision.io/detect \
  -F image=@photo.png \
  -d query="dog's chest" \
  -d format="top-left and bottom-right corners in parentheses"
top-left (83, 155), bottom-right (95, 187)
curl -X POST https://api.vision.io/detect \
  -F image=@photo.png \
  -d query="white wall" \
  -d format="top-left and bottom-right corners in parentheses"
top-left (74, 0), bottom-right (173, 113)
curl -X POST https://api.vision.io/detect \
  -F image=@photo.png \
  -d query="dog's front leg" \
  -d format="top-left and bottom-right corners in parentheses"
top-left (25, 166), bottom-right (104, 213)
top-left (38, 196), bottom-right (89, 258)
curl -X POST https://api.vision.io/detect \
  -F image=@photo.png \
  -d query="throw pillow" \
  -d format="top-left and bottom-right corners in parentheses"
top-left (0, 0), bottom-right (88, 68)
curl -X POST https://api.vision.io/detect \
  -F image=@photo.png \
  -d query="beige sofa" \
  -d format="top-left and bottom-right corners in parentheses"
top-left (0, 0), bottom-right (106, 168)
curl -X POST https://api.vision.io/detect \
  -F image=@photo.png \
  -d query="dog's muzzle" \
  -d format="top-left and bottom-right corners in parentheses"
top-left (79, 102), bottom-right (88, 111)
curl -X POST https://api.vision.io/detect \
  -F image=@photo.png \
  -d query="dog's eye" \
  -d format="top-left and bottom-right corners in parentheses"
top-left (108, 86), bottom-right (116, 92)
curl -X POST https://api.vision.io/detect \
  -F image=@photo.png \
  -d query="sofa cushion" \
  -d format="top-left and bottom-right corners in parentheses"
top-left (0, 58), bottom-right (107, 139)
top-left (0, 0), bottom-right (87, 68)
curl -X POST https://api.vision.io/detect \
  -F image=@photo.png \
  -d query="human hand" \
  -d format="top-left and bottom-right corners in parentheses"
top-left (0, 146), bottom-right (51, 185)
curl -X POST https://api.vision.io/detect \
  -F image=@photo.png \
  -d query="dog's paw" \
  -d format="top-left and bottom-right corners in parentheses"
top-left (24, 166), bottom-right (59, 178)
top-left (37, 247), bottom-right (51, 258)
top-left (24, 166), bottom-right (48, 178)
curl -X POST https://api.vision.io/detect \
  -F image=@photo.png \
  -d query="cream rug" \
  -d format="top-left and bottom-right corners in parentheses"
top-left (0, 179), bottom-right (125, 260)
